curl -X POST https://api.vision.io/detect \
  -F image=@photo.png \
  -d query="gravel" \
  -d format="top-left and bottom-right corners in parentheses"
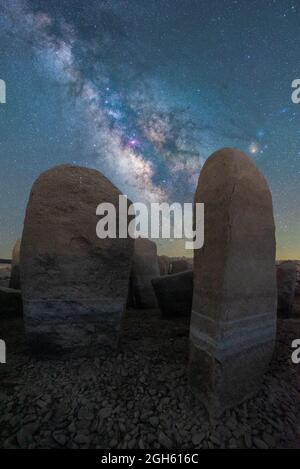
top-left (0, 309), bottom-right (299, 449)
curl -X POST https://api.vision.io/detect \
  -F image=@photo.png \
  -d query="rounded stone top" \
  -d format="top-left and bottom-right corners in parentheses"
top-left (199, 147), bottom-right (266, 177)
top-left (195, 147), bottom-right (272, 205)
top-left (202, 147), bottom-right (256, 165)
top-left (30, 164), bottom-right (124, 202)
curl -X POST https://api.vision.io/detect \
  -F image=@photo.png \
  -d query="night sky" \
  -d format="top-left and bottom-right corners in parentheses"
top-left (0, 0), bottom-right (299, 259)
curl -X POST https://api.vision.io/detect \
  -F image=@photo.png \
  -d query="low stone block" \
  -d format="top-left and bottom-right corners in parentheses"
top-left (130, 238), bottom-right (160, 309)
top-left (152, 271), bottom-right (193, 319)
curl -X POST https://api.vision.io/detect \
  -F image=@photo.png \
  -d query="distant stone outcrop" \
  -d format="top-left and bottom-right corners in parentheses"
top-left (189, 148), bottom-right (277, 417)
top-left (158, 256), bottom-right (193, 276)
top-left (20, 165), bottom-right (134, 354)
top-left (294, 262), bottom-right (300, 317)
top-left (295, 261), bottom-right (300, 296)
top-left (158, 256), bottom-right (171, 276)
top-left (152, 270), bottom-right (193, 319)
top-left (9, 239), bottom-right (21, 290)
top-left (169, 258), bottom-right (193, 274)
top-left (276, 261), bottom-right (297, 317)
top-left (0, 265), bottom-right (11, 288)
top-left (130, 238), bottom-right (159, 309)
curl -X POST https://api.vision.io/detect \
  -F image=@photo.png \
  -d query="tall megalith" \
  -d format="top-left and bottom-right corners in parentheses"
top-left (20, 165), bottom-right (134, 354)
top-left (130, 238), bottom-right (159, 308)
top-left (189, 148), bottom-right (277, 417)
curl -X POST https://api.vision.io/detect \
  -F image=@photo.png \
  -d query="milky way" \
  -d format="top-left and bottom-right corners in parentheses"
top-left (0, 0), bottom-right (299, 258)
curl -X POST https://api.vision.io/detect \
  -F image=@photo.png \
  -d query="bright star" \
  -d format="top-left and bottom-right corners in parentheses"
top-left (249, 142), bottom-right (259, 154)
top-left (128, 138), bottom-right (138, 147)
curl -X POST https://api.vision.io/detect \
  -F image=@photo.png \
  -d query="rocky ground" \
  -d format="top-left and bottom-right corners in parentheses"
top-left (0, 308), bottom-right (299, 449)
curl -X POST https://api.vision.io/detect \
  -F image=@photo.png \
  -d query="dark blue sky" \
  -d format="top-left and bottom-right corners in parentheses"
top-left (0, 0), bottom-right (299, 258)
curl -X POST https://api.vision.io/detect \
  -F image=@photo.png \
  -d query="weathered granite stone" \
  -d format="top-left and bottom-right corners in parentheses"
top-left (158, 256), bottom-right (171, 276)
top-left (0, 287), bottom-right (23, 316)
top-left (130, 238), bottom-right (159, 308)
top-left (169, 258), bottom-right (193, 274)
top-left (157, 256), bottom-right (193, 276)
top-left (276, 261), bottom-right (297, 317)
top-left (152, 271), bottom-right (193, 318)
top-left (20, 165), bottom-right (134, 354)
top-left (189, 147), bottom-right (277, 417)
top-left (293, 296), bottom-right (300, 318)
top-left (293, 262), bottom-right (300, 317)
top-left (295, 261), bottom-right (300, 296)
top-left (9, 239), bottom-right (21, 290)
top-left (0, 266), bottom-right (11, 288)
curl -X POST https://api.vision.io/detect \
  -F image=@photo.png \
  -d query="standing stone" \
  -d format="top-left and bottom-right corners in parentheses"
top-left (0, 265), bottom-right (11, 288)
top-left (158, 256), bottom-right (171, 276)
top-left (189, 148), bottom-right (277, 417)
top-left (9, 239), bottom-right (21, 290)
top-left (169, 257), bottom-right (193, 274)
top-left (293, 262), bottom-right (300, 317)
top-left (295, 261), bottom-right (300, 296)
top-left (276, 261), bottom-right (297, 317)
top-left (20, 165), bottom-right (134, 354)
top-left (152, 270), bottom-right (193, 319)
top-left (130, 238), bottom-right (159, 308)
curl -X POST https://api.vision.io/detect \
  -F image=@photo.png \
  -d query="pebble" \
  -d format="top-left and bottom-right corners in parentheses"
top-left (52, 432), bottom-right (67, 446)
top-left (0, 314), bottom-right (298, 450)
top-left (253, 437), bottom-right (269, 449)
top-left (158, 432), bottom-right (173, 449)
top-left (192, 432), bottom-right (205, 446)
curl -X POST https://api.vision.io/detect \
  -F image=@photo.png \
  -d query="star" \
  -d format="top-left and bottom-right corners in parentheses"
top-left (249, 142), bottom-right (259, 154)
top-left (128, 138), bottom-right (138, 147)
